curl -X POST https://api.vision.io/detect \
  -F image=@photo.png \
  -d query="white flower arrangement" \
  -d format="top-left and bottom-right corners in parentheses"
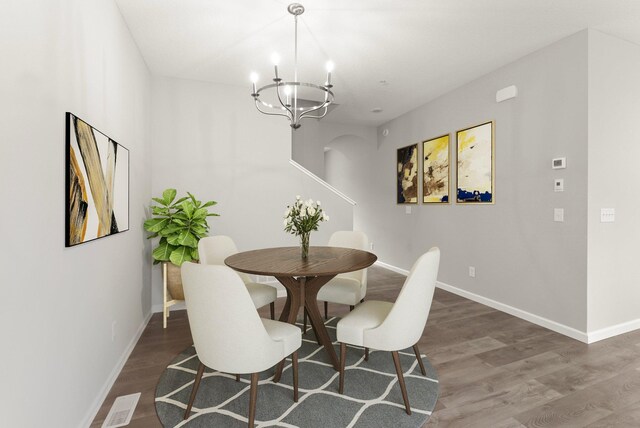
top-left (283, 196), bottom-right (329, 237)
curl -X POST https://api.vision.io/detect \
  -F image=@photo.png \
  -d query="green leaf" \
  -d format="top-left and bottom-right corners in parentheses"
top-left (174, 212), bottom-right (189, 221)
top-left (173, 218), bottom-right (186, 226)
top-left (181, 201), bottom-right (195, 218)
top-left (191, 225), bottom-right (207, 235)
top-left (152, 197), bottom-right (168, 206)
top-left (147, 232), bottom-right (159, 239)
top-left (144, 217), bottom-right (170, 233)
top-left (151, 206), bottom-right (169, 216)
top-left (152, 239), bottom-right (176, 262)
top-left (193, 207), bottom-right (208, 219)
top-left (207, 213), bottom-right (220, 217)
top-left (190, 247), bottom-right (199, 260)
top-left (176, 230), bottom-right (198, 248)
top-left (162, 189), bottom-right (177, 205)
top-left (170, 196), bottom-right (189, 208)
top-left (166, 233), bottom-right (181, 246)
top-left (170, 246), bottom-right (193, 266)
top-left (200, 201), bottom-right (217, 209)
top-left (162, 223), bottom-right (184, 235)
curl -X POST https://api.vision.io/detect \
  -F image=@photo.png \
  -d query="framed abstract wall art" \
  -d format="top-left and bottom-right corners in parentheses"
top-left (422, 134), bottom-right (450, 203)
top-left (397, 143), bottom-right (419, 204)
top-left (65, 113), bottom-right (129, 247)
top-left (456, 121), bottom-right (494, 204)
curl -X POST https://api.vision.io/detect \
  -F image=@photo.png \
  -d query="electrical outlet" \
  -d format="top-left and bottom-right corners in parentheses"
top-left (469, 266), bottom-right (476, 278)
top-left (112, 321), bottom-right (117, 342)
top-left (600, 208), bottom-right (615, 223)
top-left (369, 242), bottom-right (374, 250)
top-left (554, 208), bottom-right (564, 222)
top-left (405, 206), bottom-right (412, 214)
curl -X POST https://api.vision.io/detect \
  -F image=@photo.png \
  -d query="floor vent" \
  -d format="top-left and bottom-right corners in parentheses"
top-left (101, 392), bottom-right (141, 428)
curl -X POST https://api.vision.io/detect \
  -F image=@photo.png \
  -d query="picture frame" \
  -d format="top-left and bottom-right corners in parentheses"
top-left (456, 121), bottom-right (494, 204)
top-left (396, 143), bottom-right (419, 204)
top-left (65, 112), bottom-right (130, 247)
top-left (422, 134), bottom-right (450, 203)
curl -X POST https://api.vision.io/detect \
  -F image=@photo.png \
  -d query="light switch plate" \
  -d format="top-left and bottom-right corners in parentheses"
top-left (554, 178), bottom-right (564, 192)
top-left (554, 208), bottom-right (564, 222)
top-left (405, 206), bottom-right (412, 214)
top-left (601, 208), bottom-right (615, 223)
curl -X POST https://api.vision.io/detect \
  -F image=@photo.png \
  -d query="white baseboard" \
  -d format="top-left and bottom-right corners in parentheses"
top-left (81, 312), bottom-right (153, 428)
top-left (375, 260), bottom-right (589, 343)
top-left (588, 318), bottom-right (640, 343)
top-left (435, 280), bottom-right (589, 343)
top-left (375, 260), bottom-right (410, 276)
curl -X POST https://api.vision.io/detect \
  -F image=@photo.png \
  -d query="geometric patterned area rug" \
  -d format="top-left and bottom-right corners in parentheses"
top-left (155, 317), bottom-right (439, 427)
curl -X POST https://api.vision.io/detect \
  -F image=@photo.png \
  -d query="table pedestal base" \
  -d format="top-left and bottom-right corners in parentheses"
top-left (273, 275), bottom-right (338, 381)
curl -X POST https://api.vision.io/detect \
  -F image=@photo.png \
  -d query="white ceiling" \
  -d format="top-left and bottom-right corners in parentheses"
top-left (115, 0), bottom-right (640, 126)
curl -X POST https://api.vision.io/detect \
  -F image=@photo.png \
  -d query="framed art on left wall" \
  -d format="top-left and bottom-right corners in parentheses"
top-left (65, 113), bottom-right (129, 247)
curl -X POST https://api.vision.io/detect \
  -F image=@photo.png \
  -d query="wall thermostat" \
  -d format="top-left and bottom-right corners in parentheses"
top-left (552, 157), bottom-right (566, 169)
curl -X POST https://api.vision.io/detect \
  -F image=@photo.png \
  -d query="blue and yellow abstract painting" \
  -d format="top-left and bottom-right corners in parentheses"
top-left (456, 121), bottom-right (493, 203)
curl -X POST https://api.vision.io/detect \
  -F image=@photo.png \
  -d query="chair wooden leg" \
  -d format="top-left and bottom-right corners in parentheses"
top-left (248, 372), bottom-right (259, 428)
top-left (391, 351), bottom-right (411, 415)
top-left (413, 344), bottom-right (427, 376)
top-left (292, 351), bottom-right (299, 402)
top-left (360, 298), bottom-right (364, 303)
top-left (324, 301), bottom-right (328, 319)
top-left (270, 302), bottom-right (275, 320)
top-left (349, 305), bottom-right (355, 311)
top-left (339, 342), bottom-right (346, 394)
top-left (364, 347), bottom-right (369, 361)
top-left (236, 374), bottom-right (240, 382)
top-left (303, 309), bottom-right (307, 334)
top-left (273, 359), bottom-right (284, 383)
top-left (184, 362), bottom-right (205, 419)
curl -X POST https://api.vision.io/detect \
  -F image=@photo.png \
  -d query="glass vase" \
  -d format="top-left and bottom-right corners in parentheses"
top-left (300, 232), bottom-right (310, 259)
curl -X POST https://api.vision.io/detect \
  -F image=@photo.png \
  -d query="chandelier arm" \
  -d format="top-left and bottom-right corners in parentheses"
top-left (298, 107), bottom-right (329, 123)
top-left (274, 82), bottom-right (295, 119)
top-left (254, 99), bottom-right (293, 120)
top-left (297, 97), bottom-right (332, 120)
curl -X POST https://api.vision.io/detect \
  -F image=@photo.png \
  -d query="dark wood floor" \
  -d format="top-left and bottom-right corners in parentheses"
top-left (91, 266), bottom-right (640, 427)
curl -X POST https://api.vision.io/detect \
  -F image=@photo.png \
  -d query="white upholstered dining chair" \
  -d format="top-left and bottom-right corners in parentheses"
top-left (181, 263), bottom-right (301, 427)
top-left (199, 235), bottom-right (277, 319)
top-left (303, 231), bottom-right (369, 332)
top-left (336, 247), bottom-right (440, 415)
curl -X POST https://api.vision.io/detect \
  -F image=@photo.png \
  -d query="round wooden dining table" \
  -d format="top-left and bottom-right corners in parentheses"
top-left (225, 246), bottom-right (377, 377)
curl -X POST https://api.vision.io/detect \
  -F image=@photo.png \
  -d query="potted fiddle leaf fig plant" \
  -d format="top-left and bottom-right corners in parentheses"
top-left (144, 188), bottom-right (219, 301)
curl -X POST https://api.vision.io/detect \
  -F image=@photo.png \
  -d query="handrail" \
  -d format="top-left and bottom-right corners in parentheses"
top-left (288, 159), bottom-right (356, 206)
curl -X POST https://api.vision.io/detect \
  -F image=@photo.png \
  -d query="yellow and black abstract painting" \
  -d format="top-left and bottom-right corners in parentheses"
top-left (65, 113), bottom-right (129, 247)
top-left (397, 143), bottom-right (418, 204)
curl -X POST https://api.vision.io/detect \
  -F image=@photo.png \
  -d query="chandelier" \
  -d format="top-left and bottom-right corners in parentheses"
top-left (250, 3), bottom-right (335, 130)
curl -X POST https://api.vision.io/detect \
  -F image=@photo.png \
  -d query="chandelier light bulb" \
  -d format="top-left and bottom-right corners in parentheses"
top-left (284, 85), bottom-right (292, 96)
top-left (325, 61), bottom-right (335, 73)
top-left (271, 52), bottom-right (281, 66)
top-left (250, 72), bottom-right (259, 83)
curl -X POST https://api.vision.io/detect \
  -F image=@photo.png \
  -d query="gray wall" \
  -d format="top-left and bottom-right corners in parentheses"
top-left (323, 32), bottom-right (590, 332)
top-left (587, 30), bottom-right (640, 332)
top-left (292, 119), bottom-right (326, 178)
top-left (0, 1), bottom-right (152, 426)
top-left (150, 77), bottom-right (354, 308)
